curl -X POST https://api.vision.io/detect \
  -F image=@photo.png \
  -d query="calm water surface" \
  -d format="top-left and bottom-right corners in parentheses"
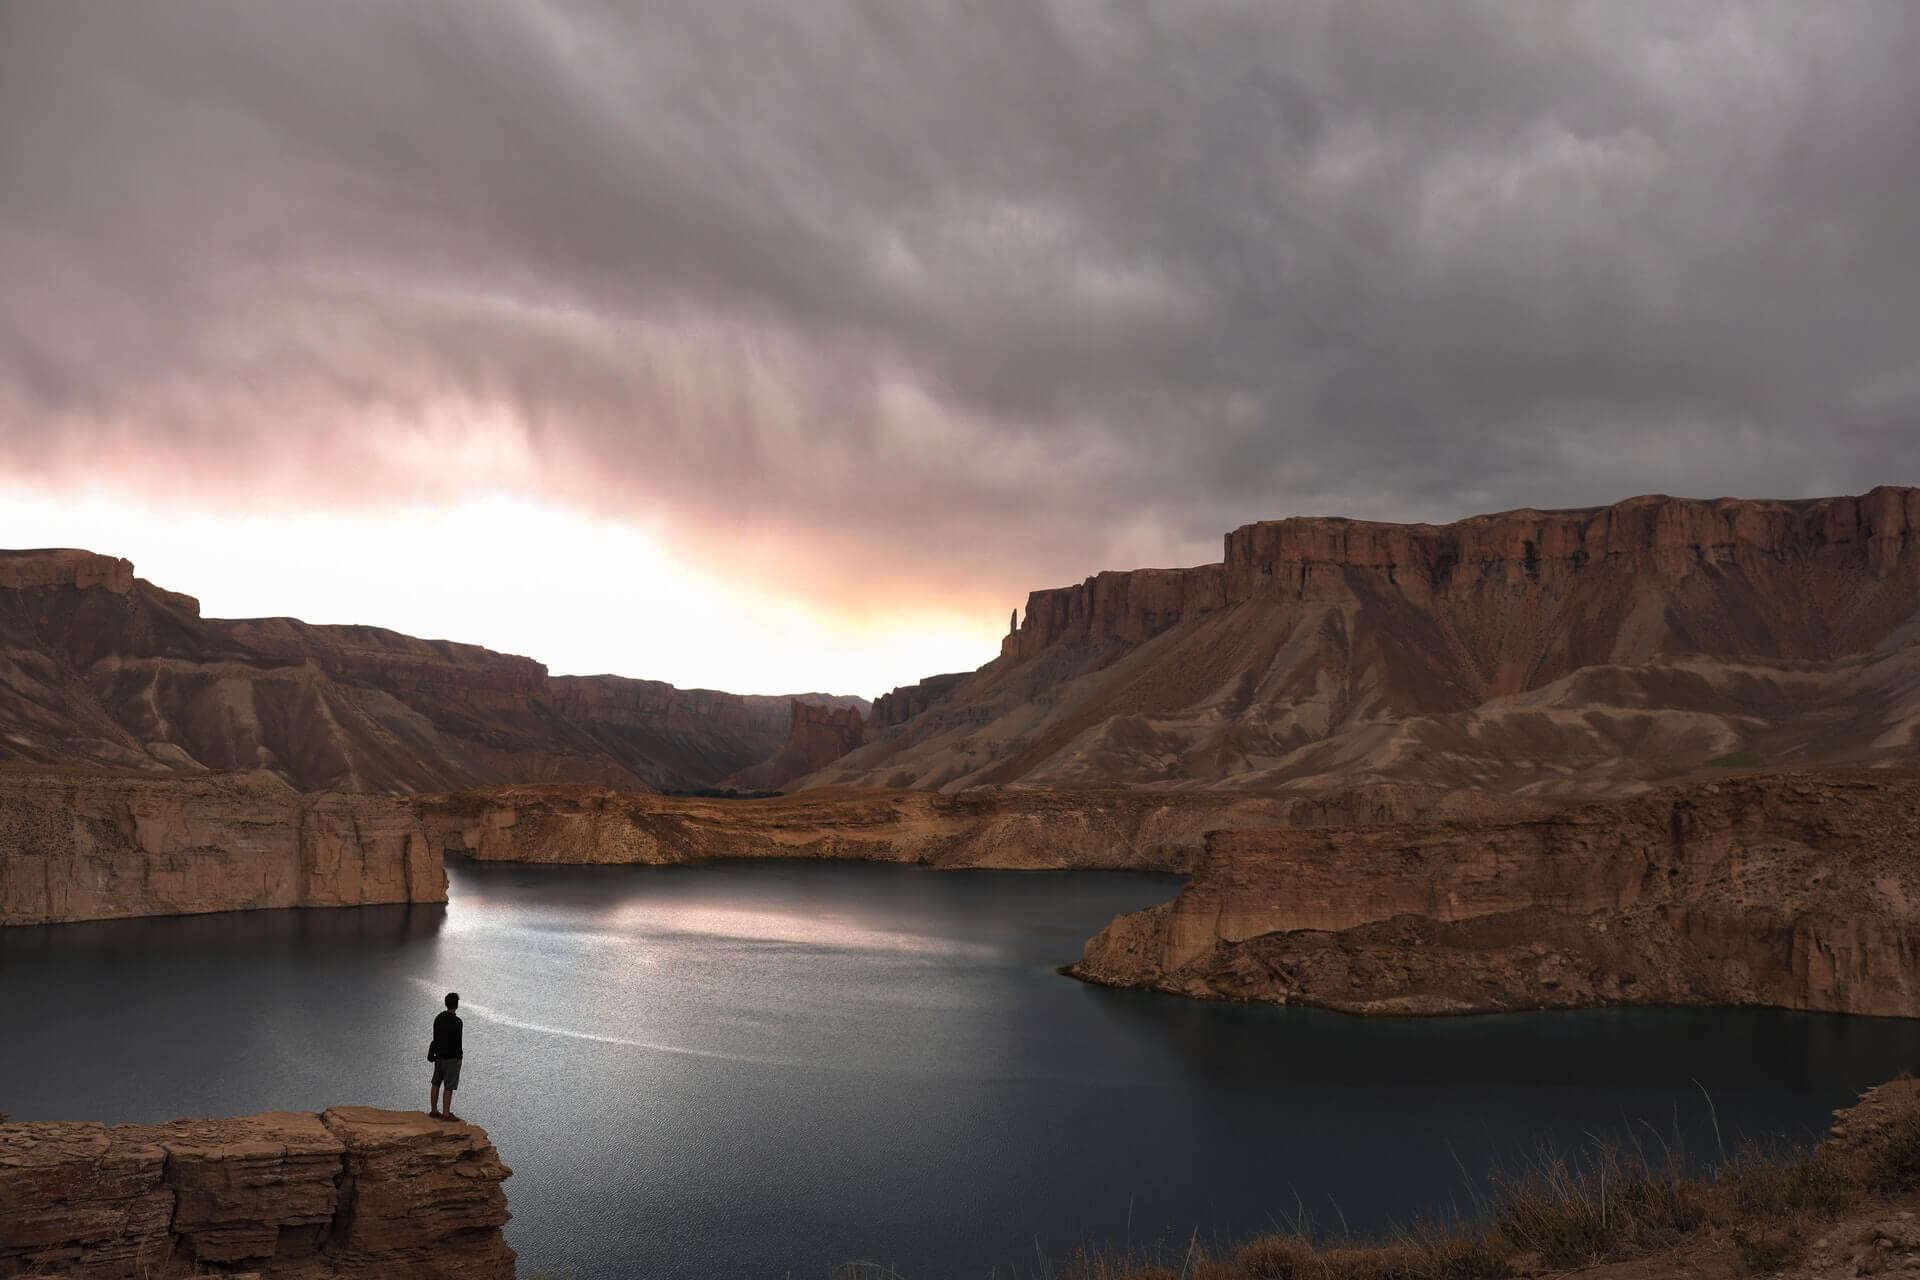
top-left (7, 859), bottom-right (1920, 1279)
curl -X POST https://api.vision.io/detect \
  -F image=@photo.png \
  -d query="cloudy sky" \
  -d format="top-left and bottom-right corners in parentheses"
top-left (3, 2), bottom-right (1916, 694)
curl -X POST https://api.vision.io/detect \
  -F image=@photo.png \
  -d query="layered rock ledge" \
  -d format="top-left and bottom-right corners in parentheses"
top-left (0, 769), bottom-right (444, 926)
top-left (812, 488), bottom-right (1920, 794)
top-left (416, 781), bottom-right (1533, 873)
top-left (1073, 769), bottom-right (1920, 1016)
top-left (0, 1107), bottom-right (513, 1279)
top-left (1006, 487), bottom-right (1920, 665)
top-left (0, 769), bottom-right (1527, 926)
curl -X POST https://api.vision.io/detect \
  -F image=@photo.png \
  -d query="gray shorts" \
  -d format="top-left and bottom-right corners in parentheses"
top-left (431, 1057), bottom-right (462, 1090)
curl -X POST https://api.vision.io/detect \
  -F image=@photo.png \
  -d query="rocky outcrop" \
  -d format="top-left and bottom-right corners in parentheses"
top-left (0, 549), bottom-right (869, 793)
top-left (1073, 769), bottom-right (1920, 1017)
top-left (806, 488), bottom-right (1920, 793)
top-left (0, 769), bottom-right (444, 925)
top-left (0, 1107), bottom-right (513, 1279)
top-left (870, 673), bottom-right (969, 731)
top-left (1008, 487), bottom-right (1920, 664)
top-left (0, 550), bottom-right (134, 593)
top-left (725, 700), bottom-right (867, 790)
top-left (416, 781), bottom-right (1547, 872)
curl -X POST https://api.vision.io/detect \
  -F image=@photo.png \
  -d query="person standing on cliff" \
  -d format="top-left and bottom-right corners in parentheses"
top-left (428, 992), bottom-right (464, 1121)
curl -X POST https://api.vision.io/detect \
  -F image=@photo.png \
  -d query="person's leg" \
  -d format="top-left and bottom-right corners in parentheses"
top-left (429, 1082), bottom-right (442, 1117)
top-left (439, 1059), bottom-right (462, 1121)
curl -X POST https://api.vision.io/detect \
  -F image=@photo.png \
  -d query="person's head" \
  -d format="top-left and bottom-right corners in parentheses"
top-left (445, 992), bottom-right (459, 1011)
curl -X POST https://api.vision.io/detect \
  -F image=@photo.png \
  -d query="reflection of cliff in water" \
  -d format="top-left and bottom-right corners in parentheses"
top-left (0, 902), bottom-right (446, 961)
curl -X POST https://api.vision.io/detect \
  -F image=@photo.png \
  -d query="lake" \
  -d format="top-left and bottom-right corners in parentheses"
top-left (6, 858), bottom-right (1920, 1278)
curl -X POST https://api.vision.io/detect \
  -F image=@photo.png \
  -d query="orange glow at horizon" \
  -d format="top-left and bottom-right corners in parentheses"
top-left (0, 488), bottom-right (1007, 697)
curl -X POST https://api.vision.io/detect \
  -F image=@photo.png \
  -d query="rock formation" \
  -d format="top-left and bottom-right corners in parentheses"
top-left (0, 549), bottom-right (135, 593)
top-left (1073, 769), bottom-right (1920, 1017)
top-left (869, 673), bottom-right (969, 731)
top-left (0, 549), bottom-right (867, 793)
top-left (805, 488), bottom-right (1920, 793)
top-left (0, 768), bottom-right (445, 925)
top-left (416, 780), bottom-right (1528, 873)
top-left (724, 699), bottom-right (867, 790)
top-left (0, 1107), bottom-right (513, 1279)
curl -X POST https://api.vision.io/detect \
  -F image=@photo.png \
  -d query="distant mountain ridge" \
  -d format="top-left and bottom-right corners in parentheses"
top-left (802, 487), bottom-right (1920, 794)
top-left (0, 548), bottom-right (867, 793)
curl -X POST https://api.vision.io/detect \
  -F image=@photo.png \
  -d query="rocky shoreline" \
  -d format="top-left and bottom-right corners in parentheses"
top-left (0, 769), bottom-right (442, 926)
top-left (413, 778), bottom-right (1521, 873)
top-left (0, 1107), bottom-right (514, 1279)
top-left (1073, 769), bottom-right (1920, 1018)
top-left (11, 761), bottom-right (1920, 1024)
top-left (0, 768), bottom-right (1526, 924)
top-left (10, 1081), bottom-right (1920, 1279)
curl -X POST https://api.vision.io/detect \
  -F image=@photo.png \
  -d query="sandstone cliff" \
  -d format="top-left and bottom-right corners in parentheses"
top-left (0, 549), bottom-right (135, 593)
top-left (0, 768), bottom-right (445, 925)
top-left (415, 781), bottom-right (1531, 873)
top-left (804, 488), bottom-right (1920, 794)
top-left (0, 549), bottom-right (868, 793)
top-left (1074, 769), bottom-right (1920, 1017)
top-left (869, 672), bottom-right (969, 731)
top-left (0, 1107), bottom-right (513, 1279)
top-left (724, 699), bottom-right (867, 791)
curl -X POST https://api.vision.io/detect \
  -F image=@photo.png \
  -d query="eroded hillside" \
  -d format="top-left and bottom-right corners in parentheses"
top-left (0, 549), bottom-right (866, 792)
top-left (807, 488), bottom-right (1920, 793)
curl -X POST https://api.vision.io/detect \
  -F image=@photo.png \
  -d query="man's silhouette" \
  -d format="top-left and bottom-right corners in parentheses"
top-left (428, 991), bottom-right (464, 1121)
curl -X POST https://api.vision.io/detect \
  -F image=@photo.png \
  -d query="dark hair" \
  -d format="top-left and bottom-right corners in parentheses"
top-left (445, 992), bottom-right (459, 1009)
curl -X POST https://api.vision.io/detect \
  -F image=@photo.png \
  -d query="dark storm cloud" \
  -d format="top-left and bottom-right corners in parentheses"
top-left (3, 1), bottom-right (1918, 600)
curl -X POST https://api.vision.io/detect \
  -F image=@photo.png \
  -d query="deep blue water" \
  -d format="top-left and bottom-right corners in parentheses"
top-left (6, 858), bottom-right (1920, 1279)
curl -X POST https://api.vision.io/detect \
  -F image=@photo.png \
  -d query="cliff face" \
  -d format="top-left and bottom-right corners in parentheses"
top-left (869, 673), bottom-right (969, 731)
top-left (0, 769), bottom-right (445, 925)
top-left (1073, 769), bottom-right (1920, 1017)
top-left (0, 550), bottom-right (135, 593)
top-left (1007, 488), bottom-right (1920, 669)
top-left (0, 549), bottom-right (868, 793)
top-left (414, 781), bottom-right (1526, 873)
top-left (0, 1107), bottom-right (513, 1279)
top-left (724, 700), bottom-right (867, 790)
top-left (806, 488), bottom-right (1920, 794)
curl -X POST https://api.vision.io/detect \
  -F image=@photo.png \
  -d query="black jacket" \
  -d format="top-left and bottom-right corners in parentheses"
top-left (431, 1009), bottom-right (464, 1060)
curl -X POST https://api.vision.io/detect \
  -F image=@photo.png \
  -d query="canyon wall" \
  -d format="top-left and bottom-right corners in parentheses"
top-left (809, 488), bottom-right (1920, 793)
top-left (869, 672), bottom-right (969, 731)
top-left (0, 550), bottom-right (867, 793)
top-left (0, 1107), bottom-right (513, 1279)
top-left (1005, 487), bottom-right (1920, 669)
top-left (415, 781), bottom-right (1525, 873)
top-left (725, 699), bottom-right (868, 790)
top-left (1074, 769), bottom-right (1920, 1017)
top-left (0, 768), bottom-right (1531, 927)
top-left (0, 770), bottom-right (445, 925)
top-left (0, 549), bottom-right (135, 593)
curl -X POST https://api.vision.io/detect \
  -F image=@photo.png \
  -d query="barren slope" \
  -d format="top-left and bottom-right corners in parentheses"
top-left (0, 549), bottom-right (866, 793)
top-left (808, 488), bottom-right (1920, 794)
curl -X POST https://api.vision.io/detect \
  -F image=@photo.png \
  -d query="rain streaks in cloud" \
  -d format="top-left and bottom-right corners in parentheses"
top-left (4, 2), bottom-right (1917, 686)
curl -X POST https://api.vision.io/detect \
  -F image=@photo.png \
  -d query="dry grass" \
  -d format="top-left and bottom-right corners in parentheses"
top-left (1040, 1081), bottom-right (1920, 1280)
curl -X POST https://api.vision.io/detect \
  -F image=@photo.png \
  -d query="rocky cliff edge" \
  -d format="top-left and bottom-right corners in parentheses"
top-left (1006, 487), bottom-right (1920, 662)
top-left (0, 1107), bottom-right (513, 1279)
top-left (0, 769), bottom-right (445, 926)
top-left (416, 781), bottom-right (1540, 873)
top-left (1075, 768), bottom-right (1920, 1017)
top-left (806, 488), bottom-right (1920, 793)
